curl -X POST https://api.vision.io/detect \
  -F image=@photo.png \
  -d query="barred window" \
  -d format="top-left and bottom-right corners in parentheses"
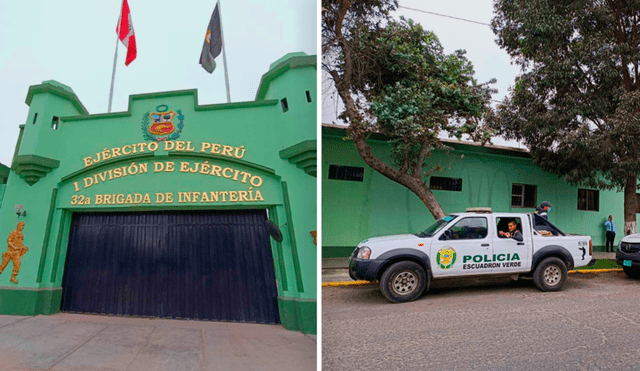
top-left (578, 189), bottom-right (599, 211)
top-left (430, 176), bottom-right (462, 192)
top-left (511, 184), bottom-right (537, 208)
top-left (328, 165), bottom-right (364, 182)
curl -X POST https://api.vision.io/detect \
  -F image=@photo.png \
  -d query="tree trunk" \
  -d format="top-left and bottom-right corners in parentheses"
top-left (409, 180), bottom-right (446, 220)
top-left (624, 175), bottom-right (637, 236)
top-left (351, 133), bottom-right (446, 220)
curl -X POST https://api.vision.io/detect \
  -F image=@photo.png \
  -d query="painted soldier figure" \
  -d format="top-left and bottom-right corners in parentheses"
top-left (0, 222), bottom-right (29, 284)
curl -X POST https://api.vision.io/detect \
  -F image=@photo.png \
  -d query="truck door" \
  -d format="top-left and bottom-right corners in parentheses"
top-left (431, 216), bottom-right (492, 277)
top-left (491, 214), bottom-right (531, 273)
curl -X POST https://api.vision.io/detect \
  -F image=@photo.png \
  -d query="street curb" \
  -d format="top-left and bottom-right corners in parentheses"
top-left (322, 280), bottom-right (372, 287)
top-left (321, 268), bottom-right (624, 287)
top-left (570, 268), bottom-right (622, 274)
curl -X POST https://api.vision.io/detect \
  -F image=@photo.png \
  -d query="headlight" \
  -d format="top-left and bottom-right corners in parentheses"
top-left (357, 247), bottom-right (371, 259)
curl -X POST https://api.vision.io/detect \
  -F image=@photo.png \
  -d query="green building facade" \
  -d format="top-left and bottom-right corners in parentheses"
top-left (0, 53), bottom-right (317, 334)
top-left (322, 125), bottom-right (627, 258)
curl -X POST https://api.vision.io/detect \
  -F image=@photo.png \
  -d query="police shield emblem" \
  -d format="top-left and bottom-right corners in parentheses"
top-left (436, 247), bottom-right (457, 270)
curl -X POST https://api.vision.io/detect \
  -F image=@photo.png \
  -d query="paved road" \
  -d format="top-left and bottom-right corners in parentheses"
top-left (0, 313), bottom-right (316, 371)
top-left (323, 271), bottom-right (640, 371)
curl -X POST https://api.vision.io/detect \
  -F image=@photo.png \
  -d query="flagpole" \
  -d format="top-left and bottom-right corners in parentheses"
top-left (217, 0), bottom-right (231, 103)
top-left (108, 36), bottom-right (119, 113)
top-left (108, 0), bottom-right (124, 113)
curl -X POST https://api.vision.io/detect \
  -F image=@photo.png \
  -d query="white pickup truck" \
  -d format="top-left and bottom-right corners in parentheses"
top-left (348, 208), bottom-right (596, 302)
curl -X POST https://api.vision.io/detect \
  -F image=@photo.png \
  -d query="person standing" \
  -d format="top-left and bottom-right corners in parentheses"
top-left (604, 215), bottom-right (616, 252)
top-left (535, 201), bottom-right (552, 220)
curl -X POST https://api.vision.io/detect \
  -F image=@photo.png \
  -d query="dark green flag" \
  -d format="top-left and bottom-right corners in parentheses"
top-left (200, 3), bottom-right (222, 73)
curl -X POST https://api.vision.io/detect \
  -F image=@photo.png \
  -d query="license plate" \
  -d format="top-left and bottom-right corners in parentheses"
top-left (624, 260), bottom-right (633, 267)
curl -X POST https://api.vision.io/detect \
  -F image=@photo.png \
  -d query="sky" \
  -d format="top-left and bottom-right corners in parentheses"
top-left (0, 0), bottom-right (317, 166)
top-left (321, 0), bottom-right (522, 147)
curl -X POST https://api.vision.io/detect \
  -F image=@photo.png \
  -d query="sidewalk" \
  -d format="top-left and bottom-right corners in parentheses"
top-left (0, 313), bottom-right (316, 371)
top-left (322, 251), bottom-right (618, 284)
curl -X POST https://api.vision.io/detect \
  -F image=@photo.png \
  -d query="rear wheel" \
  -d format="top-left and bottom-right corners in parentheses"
top-left (533, 257), bottom-right (567, 291)
top-left (379, 261), bottom-right (427, 303)
top-left (623, 266), bottom-right (640, 279)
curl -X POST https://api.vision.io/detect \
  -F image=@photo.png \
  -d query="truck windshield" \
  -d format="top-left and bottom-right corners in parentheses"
top-left (416, 215), bottom-right (457, 237)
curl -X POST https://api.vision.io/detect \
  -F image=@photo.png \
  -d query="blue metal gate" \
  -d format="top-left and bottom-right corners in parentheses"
top-left (61, 210), bottom-right (280, 324)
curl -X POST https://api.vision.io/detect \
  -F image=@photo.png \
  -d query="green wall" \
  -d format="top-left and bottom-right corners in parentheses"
top-left (322, 127), bottom-right (626, 257)
top-left (0, 53), bottom-right (317, 334)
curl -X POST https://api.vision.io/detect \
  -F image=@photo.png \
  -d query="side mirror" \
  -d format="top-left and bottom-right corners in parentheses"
top-left (441, 229), bottom-right (453, 240)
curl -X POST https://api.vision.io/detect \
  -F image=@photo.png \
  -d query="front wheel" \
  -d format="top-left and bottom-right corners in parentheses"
top-left (623, 266), bottom-right (640, 279)
top-left (533, 257), bottom-right (567, 291)
top-left (379, 261), bottom-right (427, 303)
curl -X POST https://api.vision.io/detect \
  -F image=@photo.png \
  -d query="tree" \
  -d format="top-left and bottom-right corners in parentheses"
top-left (322, 0), bottom-right (495, 219)
top-left (490, 0), bottom-right (640, 234)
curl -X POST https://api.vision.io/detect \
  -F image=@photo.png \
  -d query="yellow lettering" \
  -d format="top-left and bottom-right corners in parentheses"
top-left (222, 168), bottom-right (234, 179)
top-left (200, 142), bottom-right (211, 152)
top-left (154, 162), bottom-right (164, 172)
top-left (240, 172), bottom-right (251, 183)
top-left (254, 190), bottom-right (264, 201)
top-left (178, 191), bottom-right (190, 203)
top-left (176, 141), bottom-right (186, 151)
top-left (156, 193), bottom-right (165, 204)
top-left (164, 141), bottom-right (175, 151)
top-left (229, 191), bottom-right (238, 202)
top-left (83, 157), bottom-right (93, 167)
top-left (165, 192), bottom-right (174, 203)
top-left (180, 162), bottom-right (190, 172)
top-left (142, 194), bottom-right (151, 204)
top-left (83, 177), bottom-right (94, 189)
top-left (250, 176), bottom-right (263, 187)
top-left (221, 145), bottom-right (233, 157)
top-left (165, 161), bottom-right (175, 172)
top-left (210, 165), bottom-right (222, 177)
top-left (186, 141), bottom-right (195, 151)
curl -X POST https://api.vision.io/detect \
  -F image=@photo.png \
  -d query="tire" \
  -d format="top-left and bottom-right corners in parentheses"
top-left (379, 261), bottom-right (427, 303)
top-left (623, 266), bottom-right (640, 279)
top-left (533, 257), bottom-right (567, 292)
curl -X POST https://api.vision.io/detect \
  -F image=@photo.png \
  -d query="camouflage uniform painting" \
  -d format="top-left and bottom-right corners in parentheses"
top-left (0, 222), bottom-right (29, 284)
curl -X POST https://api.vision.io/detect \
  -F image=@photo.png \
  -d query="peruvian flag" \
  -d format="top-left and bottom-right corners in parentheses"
top-left (116, 0), bottom-right (137, 66)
